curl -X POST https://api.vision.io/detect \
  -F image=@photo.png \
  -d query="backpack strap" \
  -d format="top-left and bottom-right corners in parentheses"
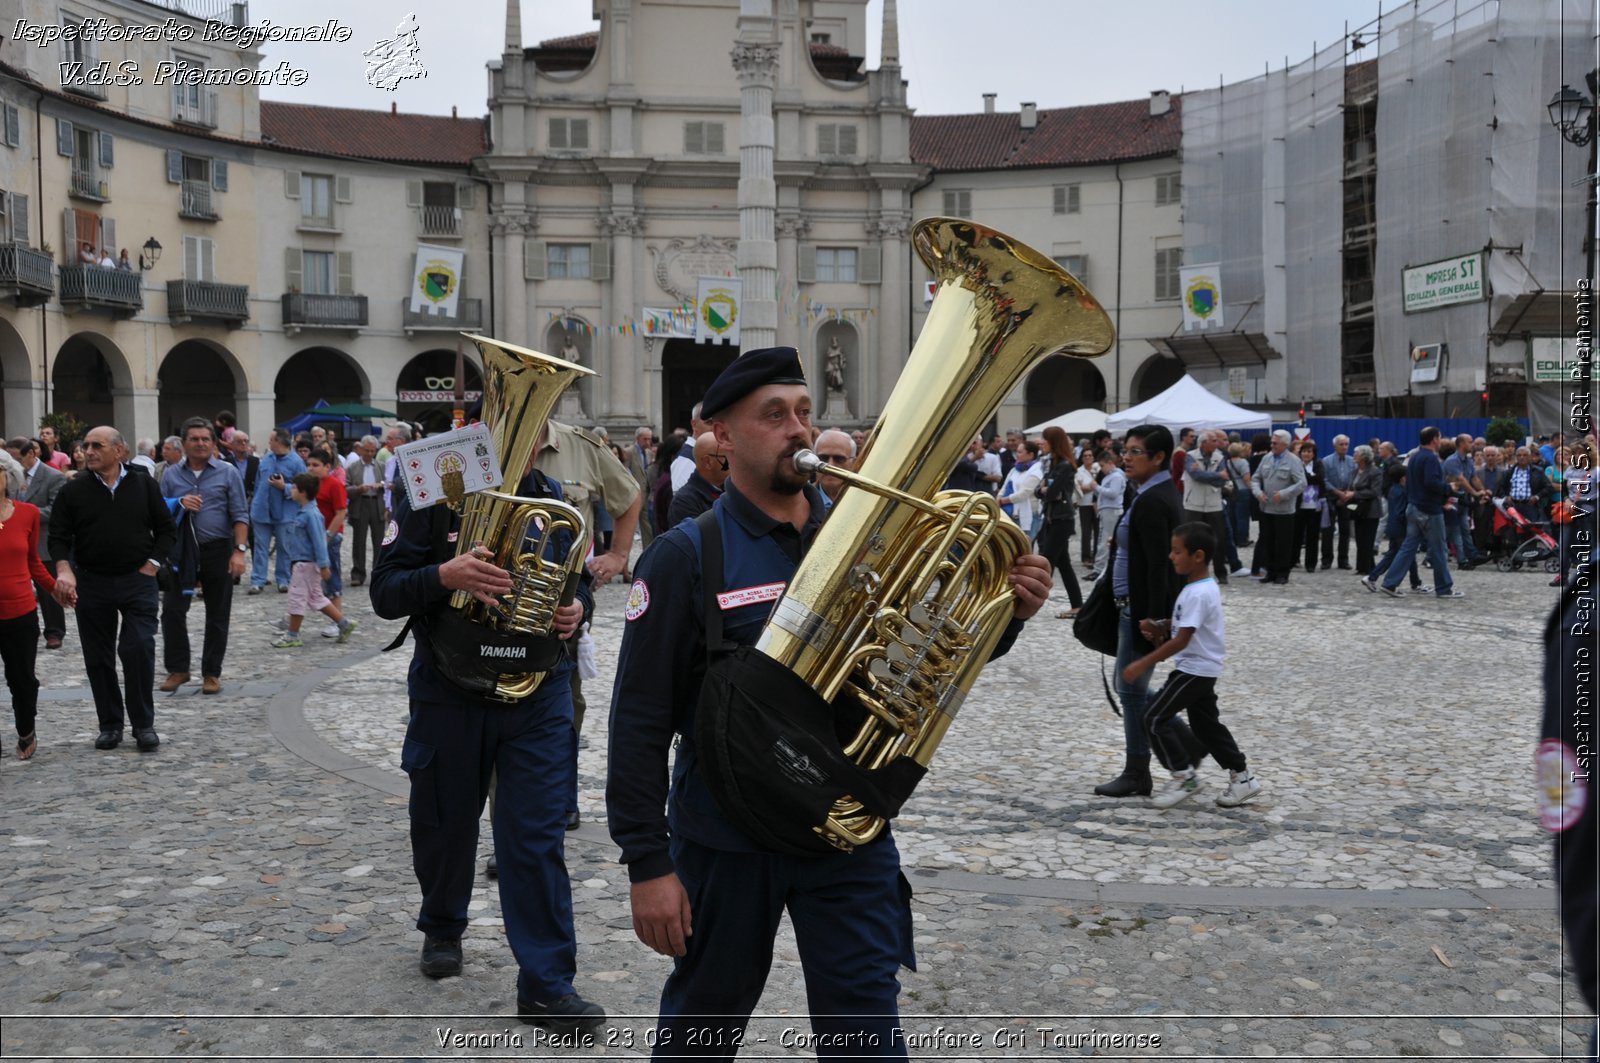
top-left (381, 502), bottom-right (459, 653)
top-left (695, 507), bottom-right (735, 661)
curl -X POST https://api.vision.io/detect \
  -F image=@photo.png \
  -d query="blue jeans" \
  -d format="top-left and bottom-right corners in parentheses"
top-left (1368, 534), bottom-right (1422, 587)
top-left (322, 532), bottom-right (344, 599)
top-left (1228, 491), bottom-right (1252, 546)
top-left (1113, 607), bottom-right (1153, 757)
top-left (1443, 505), bottom-right (1480, 563)
top-left (1381, 509), bottom-right (1453, 595)
top-left (250, 520), bottom-right (292, 588)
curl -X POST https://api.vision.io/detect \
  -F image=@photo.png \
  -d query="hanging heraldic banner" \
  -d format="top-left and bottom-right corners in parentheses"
top-left (1179, 263), bottom-right (1224, 331)
top-left (410, 243), bottom-right (465, 316)
top-left (695, 276), bottom-right (741, 346)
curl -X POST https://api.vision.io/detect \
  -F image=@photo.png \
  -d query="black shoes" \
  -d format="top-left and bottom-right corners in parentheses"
top-left (419, 936), bottom-right (463, 978)
top-left (134, 729), bottom-right (160, 752)
top-left (566, 810), bottom-right (581, 831)
top-left (94, 730), bottom-right (122, 750)
top-left (486, 855), bottom-right (498, 880)
top-left (518, 992), bottom-right (605, 1036)
top-left (1093, 755), bottom-right (1152, 798)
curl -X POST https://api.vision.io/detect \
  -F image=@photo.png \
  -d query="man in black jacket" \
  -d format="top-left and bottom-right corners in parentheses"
top-left (1095, 423), bottom-right (1199, 797)
top-left (49, 426), bottom-right (177, 752)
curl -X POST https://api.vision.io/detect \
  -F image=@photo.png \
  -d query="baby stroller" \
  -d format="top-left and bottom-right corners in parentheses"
top-left (1492, 498), bottom-right (1559, 572)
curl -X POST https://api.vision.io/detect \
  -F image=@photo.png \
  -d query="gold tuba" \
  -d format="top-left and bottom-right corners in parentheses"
top-left (440, 334), bottom-right (594, 702)
top-left (753, 218), bottom-right (1114, 850)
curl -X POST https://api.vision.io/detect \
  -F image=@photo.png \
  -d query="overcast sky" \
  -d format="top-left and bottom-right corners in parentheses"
top-left (256, 0), bottom-right (1394, 118)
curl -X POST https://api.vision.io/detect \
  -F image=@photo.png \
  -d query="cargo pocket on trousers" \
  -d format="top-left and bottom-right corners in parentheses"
top-left (896, 871), bottom-right (917, 972)
top-left (400, 738), bottom-right (440, 829)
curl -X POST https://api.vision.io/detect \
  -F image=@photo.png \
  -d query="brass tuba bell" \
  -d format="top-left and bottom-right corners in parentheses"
top-left (753, 218), bottom-right (1114, 850)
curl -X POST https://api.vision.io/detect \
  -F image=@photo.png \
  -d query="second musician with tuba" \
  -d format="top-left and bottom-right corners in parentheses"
top-left (606, 346), bottom-right (1054, 1057)
top-left (369, 337), bottom-right (606, 1037)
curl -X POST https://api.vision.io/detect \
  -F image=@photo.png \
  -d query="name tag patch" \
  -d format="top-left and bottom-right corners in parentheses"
top-left (717, 582), bottom-right (786, 611)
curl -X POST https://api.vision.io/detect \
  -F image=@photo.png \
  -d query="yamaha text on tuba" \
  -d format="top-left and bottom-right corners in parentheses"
top-left (750, 218), bottom-right (1114, 851)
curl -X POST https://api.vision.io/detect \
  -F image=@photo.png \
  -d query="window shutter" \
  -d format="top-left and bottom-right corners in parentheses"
top-left (590, 239), bottom-right (611, 281)
top-left (212, 159), bottom-right (228, 192)
top-left (167, 149), bottom-right (183, 184)
top-left (572, 119), bottom-right (589, 150)
top-left (56, 119), bottom-right (73, 157)
top-left (549, 118), bottom-right (567, 150)
top-left (284, 246), bottom-right (302, 290)
top-left (797, 243), bottom-right (816, 283)
top-left (839, 125), bottom-right (857, 155)
top-left (11, 193), bottom-right (28, 245)
top-left (99, 217), bottom-right (114, 255)
top-left (335, 175), bottom-right (353, 203)
top-left (61, 207), bottom-right (76, 256)
top-left (524, 239), bottom-right (547, 280)
top-left (184, 234), bottom-right (199, 280)
top-left (858, 245), bottom-right (881, 284)
top-left (1068, 184), bottom-right (1080, 213)
top-left (99, 131), bottom-right (113, 169)
top-left (706, 122), bottom-right (723, 154)
top-left (406, 180), bottom-right (423, 208)
top-left (684, 121), bottom-right (702, 154)
top-left (336, 251), bottom-right (354, 294)
top-left (1052, 186), bottom-right (1065, 214)
top-left (456, 183), bottom-right (475, 209)
top-left (284, 170), bottom-right (300, 198)
top-left (172, 81), bottom-right (185, 114)
top-left (201, 237), bottom-right (215, 283)
top-left (4, 105), bottom-right (18, 148)
top-left (818, 124), bottom-right (836, 155)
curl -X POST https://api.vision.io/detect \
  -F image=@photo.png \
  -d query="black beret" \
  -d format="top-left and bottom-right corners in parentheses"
top-left (700, 346), bottom-right (807, 419)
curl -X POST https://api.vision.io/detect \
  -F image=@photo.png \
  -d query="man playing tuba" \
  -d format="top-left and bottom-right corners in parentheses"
top-left (606, 347), bottom-right (1052, 1056)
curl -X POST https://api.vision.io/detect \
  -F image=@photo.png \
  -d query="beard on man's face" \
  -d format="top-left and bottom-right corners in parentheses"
top-left (766, 445), bottom-right (809, 495)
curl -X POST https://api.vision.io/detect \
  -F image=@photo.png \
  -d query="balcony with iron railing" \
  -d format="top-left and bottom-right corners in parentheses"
top-left (401, 297), bottom-right (482, 335)
top-left (420, 205), bottom-right (463, 237)
top-left (144, 0), bottom-right (249, 24)
top-left (282, 291), bottom-right (367, 332)
top-left (59, 264), bottom-right (142, 314)
top-left (181, 180), bottom-right (219, 219)
top-left (0, 245), bottom-right (55, 306)
top-left (168, 279), bottom-right (248, 325)
top-left (173, 90), bottom-right (219, 129)
top-left (70, 162), bottom-right (109, 202)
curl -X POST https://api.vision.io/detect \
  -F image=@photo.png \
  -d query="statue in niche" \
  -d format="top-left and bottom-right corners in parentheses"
top-left (555, 331), bottom-right (589, 420)
top-left (825, 336), bottom-right (848, 393)
top-left (560, 332), bottom-right (581, 364)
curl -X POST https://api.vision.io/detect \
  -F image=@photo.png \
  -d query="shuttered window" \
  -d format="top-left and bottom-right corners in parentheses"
top-left (1155, 173), bottom-right (1182, 206)
top-left (942, 189), bottom-right (971, 217)
top-left (549, 117), bottom-right (589, 151)
top-left (817, 123), bottom-right (858, 156)
top-left (1154, 247), bottom-right (1183, 300)
top-left (1053, 184), bottom-right (1080, 214)
top-left (183, 235), bottom-right (216, 282)
top-left (684, 121), bottom-right (725, 155)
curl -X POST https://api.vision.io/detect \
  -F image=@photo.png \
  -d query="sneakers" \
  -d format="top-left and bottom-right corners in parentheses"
top-left (1149, 770), bottom-right (1203, 809)
top-left (1230, 566), bottom-right (1246, 577)
top-left (277, 583), bottom-right (289, 593)
top-left (518, 992), bottom-right (605, 1036)
top-left (1216, 769), bottom-right (1263, 807)
top-left (271, 634), bottom-right (304, 649)
top-left (247, 585), bottom-right (263, 596)
top-left (270, 616), bottom-right (289, 631)
top-left (320, 621), bottom-right (340, 639)
top-left (1360, 576), bottom-right (1378, 593)
top-left (1435, 588), bottom-right (1465, 598)
top-left (337, 619), bottom-right (358, 644)
top-left (419, 935), bottom-right (463, 979)
top-left (1379, 584), bottom-right (1405, 598)
top-left (1414, 584), bottom-right (1433, 594)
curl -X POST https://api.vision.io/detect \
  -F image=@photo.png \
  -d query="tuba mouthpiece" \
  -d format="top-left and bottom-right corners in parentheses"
top-left (793, 449), bottom-right (825, 475)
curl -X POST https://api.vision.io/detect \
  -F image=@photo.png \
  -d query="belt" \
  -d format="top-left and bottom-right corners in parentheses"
top-left (1113, 595), bottom-right (1130, 609)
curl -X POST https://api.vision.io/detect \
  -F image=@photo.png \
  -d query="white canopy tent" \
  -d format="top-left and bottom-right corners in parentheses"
top-left (1024, 407), bottom-right (1107, 436)
top-left (1105, 374), bottom-right (1272, 435)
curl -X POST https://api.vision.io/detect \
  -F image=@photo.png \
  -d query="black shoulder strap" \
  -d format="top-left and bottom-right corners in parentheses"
top-left (696, 507), bottom-right (732, 660)
top-left (381, 502), bottom-right (459, 653)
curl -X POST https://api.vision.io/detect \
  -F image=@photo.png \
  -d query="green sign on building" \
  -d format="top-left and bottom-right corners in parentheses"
top-left (1402, 252), bottom-right (1487, 314)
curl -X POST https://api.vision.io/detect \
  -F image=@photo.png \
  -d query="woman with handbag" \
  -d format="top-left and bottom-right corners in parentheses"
top-left (1349, 445), bottom-right (1382, 574)
top-left (1035, 428), bottom-right (1084, 617)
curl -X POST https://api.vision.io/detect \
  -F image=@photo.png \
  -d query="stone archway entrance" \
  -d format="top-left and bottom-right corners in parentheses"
top-left (661, 339), bottom-right (737, 432)
top-left (396, 349), bottom-right (484, 435)
top-left (159, 341), bottom-right (242, 439)
top-left (274, 347), bottom-right (366, 426)
top-left (1025, 356), bottom-right (1107, 429)
top-left (1132, 355), bottom-right (1186, 404)
top-left (53, 333), bottom-right (132, 433)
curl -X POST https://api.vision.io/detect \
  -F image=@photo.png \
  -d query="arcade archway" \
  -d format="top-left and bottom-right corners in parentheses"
top-left (0, 318), bottom-right (35, 439)
top-left (53, 333), bottom-right (132, 435)
top-left (1025, 356), bottom-right (1107, 429)
top-left (661, 339), bottom-right (737, 433)
top-left (274, 347), bottom-right (367, 426)
top-left (396, 349), bottom-right (484, 435)
top-left (159, 340), bottom-right (243, 438)
top-left (1132, 355), bottom-right (1185, 404)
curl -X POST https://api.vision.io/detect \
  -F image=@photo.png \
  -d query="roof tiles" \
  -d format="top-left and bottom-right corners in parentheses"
top-left (259, 101), bottom-right (487, 166)
top-left (910, 96), bottom-right (1182, 171)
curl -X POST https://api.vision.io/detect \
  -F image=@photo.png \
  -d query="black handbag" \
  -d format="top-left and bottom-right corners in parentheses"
top-left (1071, 570), bottom-right (1118, 656)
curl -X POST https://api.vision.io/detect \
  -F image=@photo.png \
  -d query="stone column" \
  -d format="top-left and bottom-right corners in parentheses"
top-left (872, 214), bottom-right (911, 419)
top-left (731, 38), bottom-right (779, 350)
top-left (601, 211), bottom-right (645, 421)
top-left (775, 214), bottom-right (807, 351)
top-left (4, 380), bottom-right (47, 442)
top-left (242, 391), bottom-right (276, 438)
top-left (493, 214), bottom-right (531, 347)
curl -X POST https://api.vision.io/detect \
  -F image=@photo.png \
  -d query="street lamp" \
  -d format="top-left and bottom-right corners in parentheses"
top-left (138, 236), bottom-right (162, 272)
top-left (1547, 84), bottom-right (1595, 146)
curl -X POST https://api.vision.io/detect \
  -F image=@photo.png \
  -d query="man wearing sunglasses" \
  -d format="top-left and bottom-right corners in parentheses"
top-left (811, 428), bottom-right (857, 505)
top-left (665, 431), bottom-right (728, 530)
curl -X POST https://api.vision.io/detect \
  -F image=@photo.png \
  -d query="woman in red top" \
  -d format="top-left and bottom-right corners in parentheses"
top-left (0, 454), bottom-right (56, 759)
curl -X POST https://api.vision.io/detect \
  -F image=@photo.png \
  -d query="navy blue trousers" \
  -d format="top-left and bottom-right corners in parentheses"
top-left (655, 835), bottom-right (915, 1059)
top-left (401, 675), bottom-right (577, 1003)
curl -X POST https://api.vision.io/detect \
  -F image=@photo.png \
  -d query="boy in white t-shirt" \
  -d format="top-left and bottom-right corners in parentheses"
top-left (1121, 522), bottom-right (1262, 809)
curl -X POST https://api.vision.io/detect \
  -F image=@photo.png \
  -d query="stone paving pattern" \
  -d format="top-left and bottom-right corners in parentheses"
top-left (1, 553), bottom-right (1594, 1059)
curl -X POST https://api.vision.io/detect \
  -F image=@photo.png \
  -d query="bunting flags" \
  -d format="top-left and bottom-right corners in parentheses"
top-left (540, 295), bottom-right (878, 340)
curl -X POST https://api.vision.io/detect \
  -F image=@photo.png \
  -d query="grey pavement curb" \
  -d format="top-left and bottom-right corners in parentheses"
top-left (266, 651), bottom-right (1556, 915)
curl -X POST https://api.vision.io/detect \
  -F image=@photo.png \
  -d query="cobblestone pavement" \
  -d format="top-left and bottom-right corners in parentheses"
top-left (1, 554), bottom-right (1594, 1060)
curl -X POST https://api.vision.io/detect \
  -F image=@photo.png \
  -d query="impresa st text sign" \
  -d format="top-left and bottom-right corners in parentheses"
top-left (1402, 252), bottom-right (1486, 314)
